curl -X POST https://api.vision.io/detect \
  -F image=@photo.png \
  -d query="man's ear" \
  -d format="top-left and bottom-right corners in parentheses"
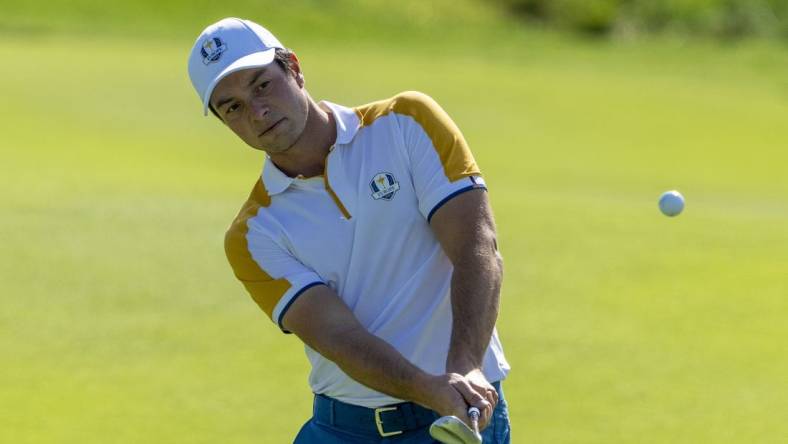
top-left (288, 52), bottom-right (305, 87)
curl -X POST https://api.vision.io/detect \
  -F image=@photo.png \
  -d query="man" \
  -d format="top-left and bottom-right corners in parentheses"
top-left (187, 17), bottom-right (511, 443)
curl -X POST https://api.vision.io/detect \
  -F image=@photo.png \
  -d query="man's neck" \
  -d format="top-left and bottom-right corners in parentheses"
top-left (269, 99), bottom-right (336, 178)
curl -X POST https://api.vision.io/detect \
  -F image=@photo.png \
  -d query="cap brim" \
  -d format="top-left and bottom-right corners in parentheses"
top-left (201, 48), bottom-right (277, 116)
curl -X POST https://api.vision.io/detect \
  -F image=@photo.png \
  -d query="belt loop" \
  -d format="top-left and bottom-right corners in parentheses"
top-left (401, 402), bottom-right (415, 429)
top-left (329, 398), bottom-right (336, 426)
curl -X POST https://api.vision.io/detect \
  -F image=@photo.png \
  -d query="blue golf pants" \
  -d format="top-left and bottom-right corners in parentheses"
top-left (294, 381), bottom-right (511, 443)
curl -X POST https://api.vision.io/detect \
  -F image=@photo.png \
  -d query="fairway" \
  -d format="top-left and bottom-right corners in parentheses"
top-left (2, 12), bottom-right (788, 443)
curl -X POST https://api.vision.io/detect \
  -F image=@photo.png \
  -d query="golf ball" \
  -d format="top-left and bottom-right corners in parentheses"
top-left (659, 190), bottom-right (685, 217)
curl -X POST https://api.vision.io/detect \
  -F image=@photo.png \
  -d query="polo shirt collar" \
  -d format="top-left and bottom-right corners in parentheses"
top-left (262, 157), bottom-right (295, 196)
top-left (261, 100), bottom-right (361, 196)
top-left (320, 100), bottom-right (361, 145)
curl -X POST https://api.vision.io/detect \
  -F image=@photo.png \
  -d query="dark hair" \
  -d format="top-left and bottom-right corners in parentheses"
top-left (208, 47), bottom-right (296, 120)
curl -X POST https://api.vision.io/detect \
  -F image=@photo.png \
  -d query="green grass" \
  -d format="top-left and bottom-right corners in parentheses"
top-left (1, 3), bottom-right (787, 442)
top-left (0, 0), bottom-right (503, 45)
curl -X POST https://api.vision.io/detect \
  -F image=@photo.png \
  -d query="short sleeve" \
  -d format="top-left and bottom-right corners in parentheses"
top-left (393, 92), bottom-right (487, 221)
top-left (224, 181), bottom-right (324, 333)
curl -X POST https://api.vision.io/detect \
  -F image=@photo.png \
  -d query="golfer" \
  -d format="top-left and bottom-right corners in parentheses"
top-left (187, 18), bottom-right (511, 443)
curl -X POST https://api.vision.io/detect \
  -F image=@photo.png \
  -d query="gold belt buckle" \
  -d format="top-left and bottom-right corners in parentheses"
top-left (374, 406), bottom-right (403, 437)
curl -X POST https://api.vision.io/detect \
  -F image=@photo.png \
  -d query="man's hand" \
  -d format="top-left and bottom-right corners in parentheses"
top-left (462, 369), bottom-right (498, 427)
top-left (419, 373), bottom-right (494, 431)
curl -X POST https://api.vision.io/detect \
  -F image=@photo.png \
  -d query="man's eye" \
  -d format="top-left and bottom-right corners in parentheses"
top-left (227, 103), bottom-right (240, 114)
top-left (256, 81), bottom-right (270, 92)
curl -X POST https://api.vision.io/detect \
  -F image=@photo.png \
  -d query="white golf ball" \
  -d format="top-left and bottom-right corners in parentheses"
top-left (659, 190), bottom-right (685, 217)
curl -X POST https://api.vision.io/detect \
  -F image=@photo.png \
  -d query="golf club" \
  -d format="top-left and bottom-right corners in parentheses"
top-left (429, 406), bottom-right (482, 444)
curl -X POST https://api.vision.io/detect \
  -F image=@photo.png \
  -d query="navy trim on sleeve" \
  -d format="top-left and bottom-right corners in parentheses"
top-left (277, 281), bottom-right (325, 333)
top-left (427, 181), bottom-right (488, 223)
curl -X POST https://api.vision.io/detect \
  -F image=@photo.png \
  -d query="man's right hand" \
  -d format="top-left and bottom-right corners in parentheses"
top-left (418, 373), bottom-right (493, 431)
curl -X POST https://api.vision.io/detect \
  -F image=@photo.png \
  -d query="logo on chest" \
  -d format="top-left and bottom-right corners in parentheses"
top-left (369, 172), bottom-right (400, 201)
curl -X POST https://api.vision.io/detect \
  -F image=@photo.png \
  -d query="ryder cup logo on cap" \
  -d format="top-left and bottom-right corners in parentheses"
top-left (200, 37), bottom-right (227, 65)
top-left (188, 17), bottom-right (284, 115)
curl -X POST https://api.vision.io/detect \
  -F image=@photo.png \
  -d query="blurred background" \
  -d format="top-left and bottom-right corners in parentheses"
top-left (1, 1), bottom-right (786, 442)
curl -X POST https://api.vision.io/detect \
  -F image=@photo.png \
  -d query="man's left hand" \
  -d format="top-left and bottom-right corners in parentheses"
top-left (462, 368), bottom-right (498, 427)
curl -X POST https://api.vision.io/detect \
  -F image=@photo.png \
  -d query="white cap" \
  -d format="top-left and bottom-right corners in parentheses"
top-left (188, 18), bottom-right (284, 115)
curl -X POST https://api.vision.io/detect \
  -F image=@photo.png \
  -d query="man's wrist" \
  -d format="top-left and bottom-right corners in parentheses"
top-left (405, 372), bottom-right (438, 408)
top-left (445, 341), bottom-right (494, 378)
top-left (446, 355), bottom-right (482, 375)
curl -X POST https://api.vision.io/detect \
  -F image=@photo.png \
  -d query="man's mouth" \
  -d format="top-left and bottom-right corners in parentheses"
top-left (259, 118), bottom-right (285, 138)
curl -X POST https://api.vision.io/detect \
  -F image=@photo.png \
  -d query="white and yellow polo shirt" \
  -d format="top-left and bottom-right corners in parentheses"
top-left (225, 91), bottom-right (509, 407)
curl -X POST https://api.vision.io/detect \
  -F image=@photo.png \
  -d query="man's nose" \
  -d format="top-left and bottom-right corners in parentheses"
top-left (250, 100), bottom-right (270, 120)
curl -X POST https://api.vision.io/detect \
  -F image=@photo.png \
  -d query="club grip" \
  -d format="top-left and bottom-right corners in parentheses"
top-left (468, 406), bottom-right (480, 420)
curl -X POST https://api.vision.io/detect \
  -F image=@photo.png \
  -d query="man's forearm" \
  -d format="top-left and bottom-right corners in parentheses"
top-left (285, 286), bottom-right (435, 405)
top-left (427, 188), bottom-right (504, 375)
top-left (446, 246), bottom-right (503, 374)
top-left (284, 285), bottom-right (477, 417)
top-left (310, 323), bottom-right (434, 407)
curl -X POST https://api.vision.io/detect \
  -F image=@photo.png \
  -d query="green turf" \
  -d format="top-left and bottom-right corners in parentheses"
top-left (1, 5), bottom-right (787, 442)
